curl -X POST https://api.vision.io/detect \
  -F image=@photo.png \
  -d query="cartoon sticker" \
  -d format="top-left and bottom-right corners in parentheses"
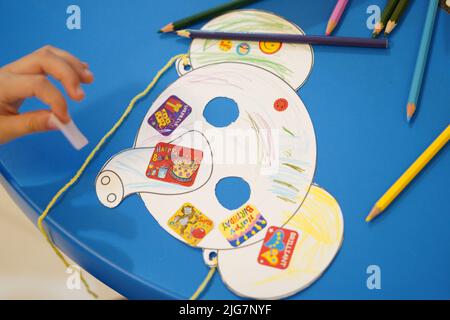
top-left (219, 204), bottom-right (267, 247)
top-left (148, 95), bottom-right (192, 136)
top-left (168, 203), bottom-right (214, 246)
top-left (274, 98), bottom-right (288, 111)
top-left (259, 41), bottom-right (283, 55)
top-left (219, 40), bottom-right (233, 52)
top-left (146, 142), bottom-right (203, 187)
top-left (236, 43), bottom-right (251, 56)
top-left (258, 226), bottom-right (298, 270)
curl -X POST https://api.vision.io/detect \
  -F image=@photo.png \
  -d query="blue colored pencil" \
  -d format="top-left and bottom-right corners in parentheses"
top-left (406, 0), bottom-right (439, 123)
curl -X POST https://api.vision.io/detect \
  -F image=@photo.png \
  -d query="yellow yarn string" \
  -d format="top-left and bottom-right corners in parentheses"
top-left (180, 54), bottom-right (190, 67)
top-left (190, 266), bottom-right (217, 300)
top-left (37, 53), bottom-right (188, 299)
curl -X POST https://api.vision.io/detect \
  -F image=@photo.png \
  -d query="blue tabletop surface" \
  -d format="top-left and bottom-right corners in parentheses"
top-left (0, 0), bottom-right (449, 299)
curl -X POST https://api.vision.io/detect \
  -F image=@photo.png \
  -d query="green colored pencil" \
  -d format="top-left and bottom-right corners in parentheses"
top-left (158, 0), bottom-right (261, 33)
top-left (384, 0), bottom-right (410, 36)
top-left (372, 0), bottom-right (399, 38)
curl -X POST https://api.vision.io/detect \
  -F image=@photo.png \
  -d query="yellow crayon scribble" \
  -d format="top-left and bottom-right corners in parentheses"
top-left (255, 185), bottom-right (343, 286)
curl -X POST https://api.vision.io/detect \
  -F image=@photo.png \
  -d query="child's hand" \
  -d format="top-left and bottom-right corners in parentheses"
top-left (0, 45), bottom-right (94, 144)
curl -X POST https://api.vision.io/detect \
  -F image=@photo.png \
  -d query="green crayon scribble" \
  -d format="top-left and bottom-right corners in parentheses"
top-left (277, 196), bottom-right (297, 204)
top-left (282, 127), bottom-right (295, 137)
top-left (247, 112), bottom-right (261, 165)
top-left (282, 162), bottom-right (305, 173)
top-left (283, 150), bottom-right (292, 157)
top-left (191, 52), bottom-right (294, 79)
top-left (273, 179), bottom-right (299, 192)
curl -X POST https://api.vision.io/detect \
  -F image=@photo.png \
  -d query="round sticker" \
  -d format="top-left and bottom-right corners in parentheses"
top-left (219, 40), bottom-right (233, 52)
top-left (259, 41), bottom-right (282, 55)
top-left (274, 98), bottom-right (288, 111)
top-left (236, 43), bottom-right (251, 56)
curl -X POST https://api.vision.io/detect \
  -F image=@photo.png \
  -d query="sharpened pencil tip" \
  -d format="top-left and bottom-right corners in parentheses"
top-left (365, 206), bottom-right (382, 223)
top-left (372, 23), bottom-right (383, 38)
top-left (384, 21), bottom-right (396, 37)
top-left (325, 21), bottom-right (336, 36)
top-left (159, 23), bottom-right (174, 33)
top-left (407, 103), bottom-right (416, 123)
top-left (176, 30), bottom-right (191, 38)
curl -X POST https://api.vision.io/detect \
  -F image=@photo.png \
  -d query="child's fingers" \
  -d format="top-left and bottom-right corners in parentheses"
top-left (0, 110), bottom-right (54, 144)
top-left (2, 46), bottom-right (86, 101)
top-left (28, 75), bottom-right (71, 123)
top-left (47, 46), bottom-right (94, 84)
top-left (32, 47), bottom-right (85, 101)
top-left (4, 45), bottom-right (93, 84)
top-left (0, 73), bottom-right (70, 123)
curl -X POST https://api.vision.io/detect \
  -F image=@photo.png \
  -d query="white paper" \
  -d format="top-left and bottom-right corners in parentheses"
top-left (95, 9), bottom-right (344, 300)
top-left (49, 113), bottom-right (88, 150)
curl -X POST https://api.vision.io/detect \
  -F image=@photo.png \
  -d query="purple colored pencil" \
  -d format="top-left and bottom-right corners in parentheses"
top-left (177, 29), bottom-right (388, 49)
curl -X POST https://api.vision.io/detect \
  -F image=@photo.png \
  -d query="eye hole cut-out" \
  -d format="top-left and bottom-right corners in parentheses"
top-left (215, 177), bottom-right (251, 210)
top-left (203, 97), bottom-right (239, 128)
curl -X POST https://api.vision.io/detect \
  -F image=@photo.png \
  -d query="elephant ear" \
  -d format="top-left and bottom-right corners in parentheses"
top-left (216, 185), bottom-right (344, 299)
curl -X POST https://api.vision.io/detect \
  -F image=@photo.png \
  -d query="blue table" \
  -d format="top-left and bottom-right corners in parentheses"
top-left (0, 0), bottom-right (449, 299)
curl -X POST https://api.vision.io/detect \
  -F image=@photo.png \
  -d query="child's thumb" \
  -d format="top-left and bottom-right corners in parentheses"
top-left (0, 110), bottom-right (56, 144)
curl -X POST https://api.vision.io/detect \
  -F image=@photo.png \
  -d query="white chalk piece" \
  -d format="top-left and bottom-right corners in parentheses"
top-left (49, 113), bottom-right (88, 150)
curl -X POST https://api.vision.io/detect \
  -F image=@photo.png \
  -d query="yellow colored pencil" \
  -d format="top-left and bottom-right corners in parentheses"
top-left (366, 125), bottom-right (450, 222)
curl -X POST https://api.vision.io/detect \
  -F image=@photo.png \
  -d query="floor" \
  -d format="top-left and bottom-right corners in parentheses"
top-left (0, 183), bottom-right (122, 300)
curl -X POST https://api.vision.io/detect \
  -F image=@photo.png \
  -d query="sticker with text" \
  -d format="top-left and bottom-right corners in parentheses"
top-left (168, 203), bottom-right (213, 246)
top-left (219, 204), bottom-right (267, 247)
top-left (146, 142), bottom-right (203, 187)
top-left (258, 226), bottom-right (298, 270)
top-left (148, 95), bottom-right (192, 136)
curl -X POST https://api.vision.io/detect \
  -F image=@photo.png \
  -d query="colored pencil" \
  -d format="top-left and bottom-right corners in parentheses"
top-left (406, 0), bottom-right (439, 123)
top-left (177, 29), bottom-right (389, 48)
top-left (384, 0), bottom-right (410, 36)
top-left (372, 0), bottom-right (399, 38)
top-left (326, 0), bottom-right (349, 36)
top-left (366, 125), bottom-right (450, 222)
top-left (158, 0), bottom-right (260, 33)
